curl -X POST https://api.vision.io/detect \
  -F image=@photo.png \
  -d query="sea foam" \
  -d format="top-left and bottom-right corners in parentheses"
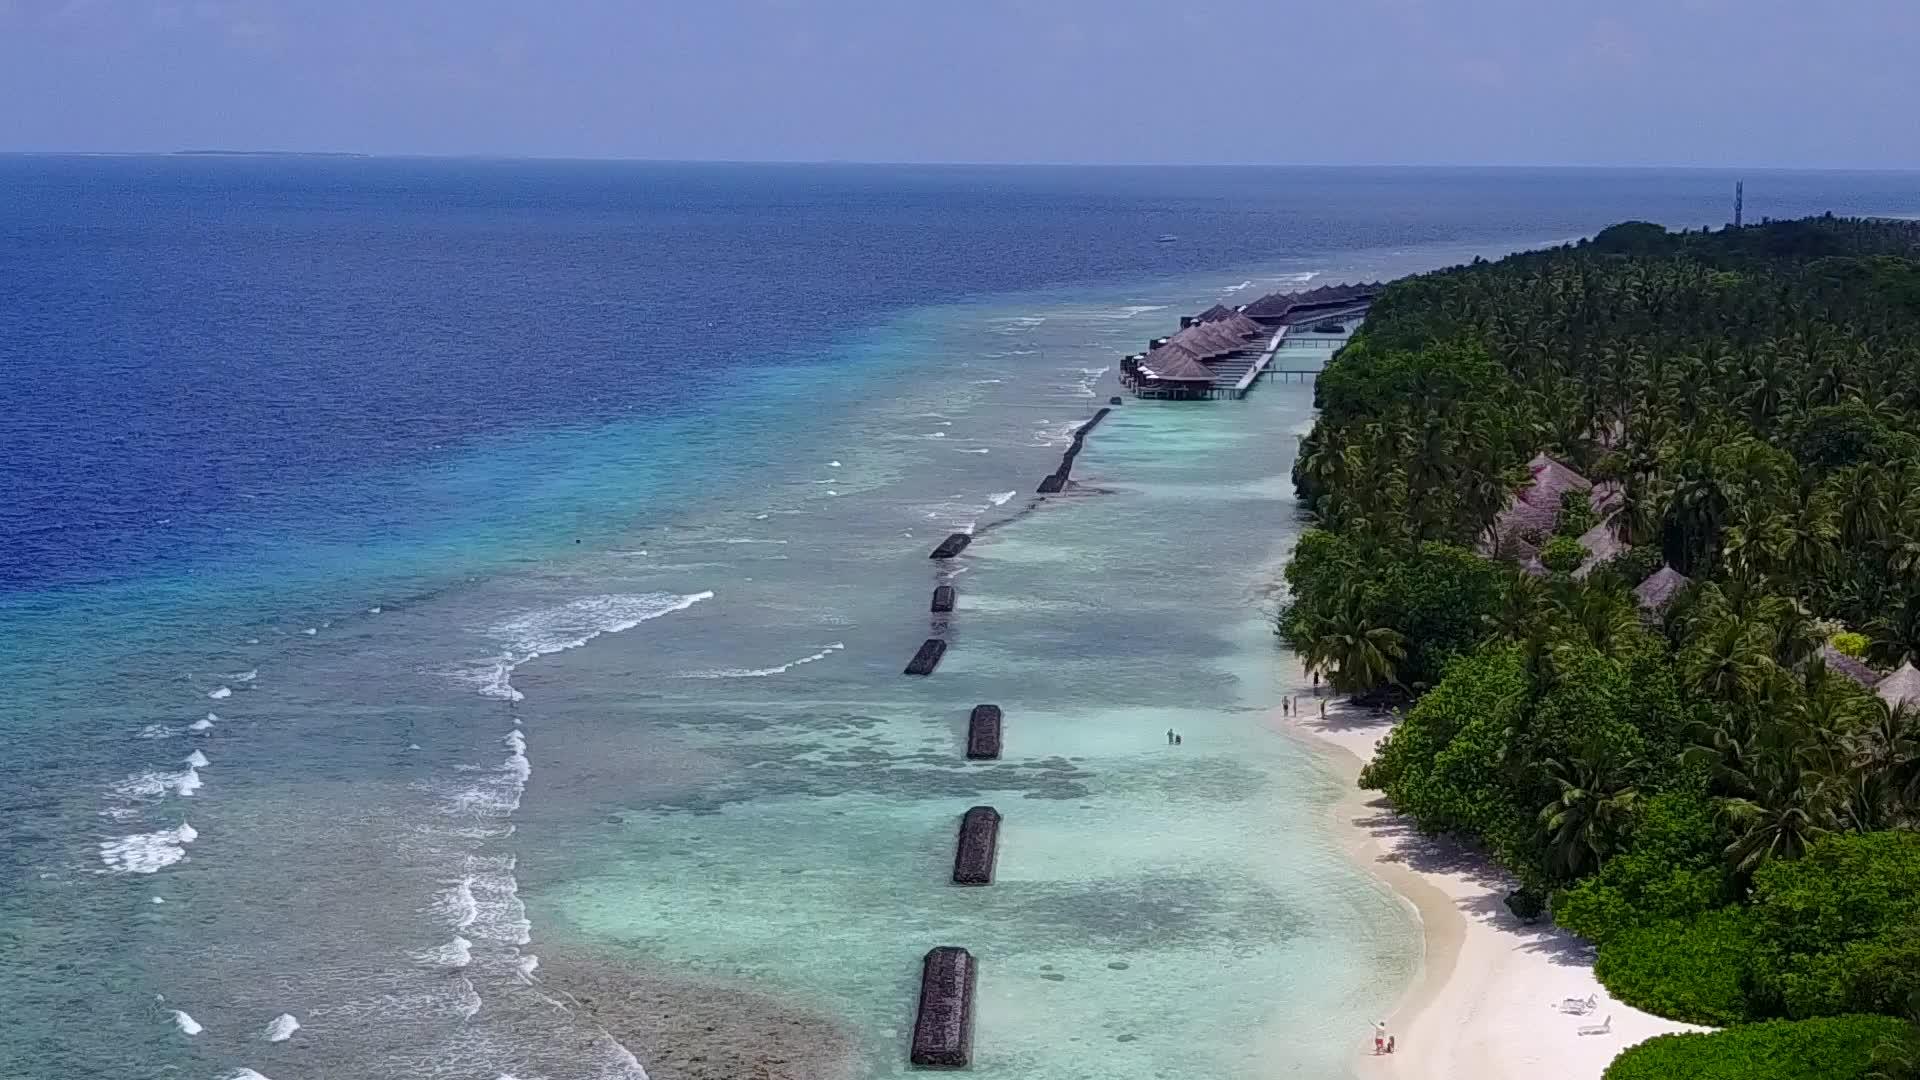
top-left (465, 591), bottom-right (713, 702)
top-left (190, 714), bottom-right (215, 732)
top-left (100, 822), bottom-right (198, 873)
top-left (416, 935), bottom-right (473, 969)
top-left (264, 1013), bottom-right (300, 1042)
top-left (680, 642), bottom-right (845, 679)
top-left (207, 686), bottom-right (231, 700)
top-left (171, 1010), bottom-right (202, 1035)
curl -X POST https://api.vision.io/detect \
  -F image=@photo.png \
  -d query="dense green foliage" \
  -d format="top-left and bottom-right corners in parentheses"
top-left (1746, 831), bottom-right (1920, 1018)
top-left (1594, 907), bottom-right (1757, 1025)
top-left (1284, 217), bottom-right (1920, 1065)
top-left (1602, 1016), bottom-right (1917, 1080)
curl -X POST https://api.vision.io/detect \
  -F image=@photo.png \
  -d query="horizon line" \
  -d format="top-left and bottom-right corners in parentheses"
top-left (3, 151), bottom-right (1919, 174)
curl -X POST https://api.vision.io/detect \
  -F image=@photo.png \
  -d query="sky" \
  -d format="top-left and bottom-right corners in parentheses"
top-left (2, 0), bottom-right (1918, 167)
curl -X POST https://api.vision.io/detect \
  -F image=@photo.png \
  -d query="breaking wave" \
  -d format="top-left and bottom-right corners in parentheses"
top-left (460, 591), bottom-right (714, 702)
top-left (680, 642), bottom-right (845, 678)
top-left (100, 823), bottom-right (198, 873)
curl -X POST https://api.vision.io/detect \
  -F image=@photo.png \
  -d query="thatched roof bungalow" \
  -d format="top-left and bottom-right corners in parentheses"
top-left (1572, 520), bottom-right (1627, 579)
top-left (1633, 566), bottom-right (1691, 614)
top-left (1166, 314), bottom-right (1268, 364)
top-left (1242, 282), bottom-right (1383, 326)
top-left (1480, 453), bottom-right (1606, 559)
top-left (1877, 661), bottom-right (1920, 710)
top-left (1135, 344), bottom-right (1218, 384)
top-left (1217, 311), bottom-right (1269, 339)
top-left (1168, 322), bottom-right (1246, 359)
top-left (1819, 643), bottom-right (1881, 689)
top-left (1518, 453), bottom-right (1593, 509)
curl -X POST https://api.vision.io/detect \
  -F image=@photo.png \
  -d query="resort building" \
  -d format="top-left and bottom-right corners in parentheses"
top-left (1119, 283), bottom-right (1377, 400)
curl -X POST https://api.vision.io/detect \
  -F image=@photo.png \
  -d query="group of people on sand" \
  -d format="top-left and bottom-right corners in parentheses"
top-left (1279, 670), bottom-right (1328, 717)
top-left (1372, 1019), bottom-right (1397, 1055)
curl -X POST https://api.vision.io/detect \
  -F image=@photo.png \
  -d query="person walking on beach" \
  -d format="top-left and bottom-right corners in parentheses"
top-left (1282, 698), bottom-right (1290, 716)
top-left (1319, 700), bottom-right (1327, 718)
top-left (1372, 1020), bottom-right (1388, 1055)
top-left (1167, 728), bottom-right (1175, 745)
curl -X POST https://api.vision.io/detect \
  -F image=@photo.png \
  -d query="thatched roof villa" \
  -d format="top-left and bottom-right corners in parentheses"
top-left (1241, 282), bottom-right (1383, 327)
top-left (1131, 343), bottom-right (1218, 386)
top-left (1819, 643), bottom-right (1882, 689)
top-left (1167, 321), bottom-right (1248, 359)
top-left (1480, 453), bottom-right (1608, 560)
top-left (1876, 661), bottom-right (1920, 710)
top-left (1572, 519), bottom-right (1627, 579)
top-left (1633, 566), bottom-right (1691, 614)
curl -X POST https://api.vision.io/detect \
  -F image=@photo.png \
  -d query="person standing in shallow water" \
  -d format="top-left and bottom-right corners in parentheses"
top-left (1166, 728), bottom-right (1175, 745)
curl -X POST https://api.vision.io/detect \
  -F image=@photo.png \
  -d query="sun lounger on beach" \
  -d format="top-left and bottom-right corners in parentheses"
top-left (1557, 993), bottom-right (1597, 1014)
top-left (1577, 1015), bottom-right (1612, 1036)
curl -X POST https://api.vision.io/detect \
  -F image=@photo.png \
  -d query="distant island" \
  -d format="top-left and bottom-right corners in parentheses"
top-left (172, 150), bottom-right (371, 158)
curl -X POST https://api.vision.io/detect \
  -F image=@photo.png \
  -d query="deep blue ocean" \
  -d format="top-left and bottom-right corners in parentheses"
top-left (2, 160), bottom-right (1915, 1080)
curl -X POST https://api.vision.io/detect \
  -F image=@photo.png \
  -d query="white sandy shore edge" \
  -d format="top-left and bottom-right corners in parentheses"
top-left (1274, 685), bottom-right (1708, 1080)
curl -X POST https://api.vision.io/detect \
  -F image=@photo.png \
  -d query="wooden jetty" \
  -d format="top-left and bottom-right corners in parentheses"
top-left (910, 947), bottom-right (978, 1068)
top-left (951, 806), bottom-right (1001, 886)
top-left (965, 704), bottom-right (1002, 759)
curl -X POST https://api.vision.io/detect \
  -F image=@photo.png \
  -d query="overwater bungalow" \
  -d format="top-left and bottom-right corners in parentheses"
top-left (1124, 343), bottom-right (1220, 399)
top-left (1241, 282), bottom-right (1383, 327)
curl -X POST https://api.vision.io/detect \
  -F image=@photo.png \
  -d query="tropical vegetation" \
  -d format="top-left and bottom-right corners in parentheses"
top-left (1280, 216), bottom-right (1920, 1076)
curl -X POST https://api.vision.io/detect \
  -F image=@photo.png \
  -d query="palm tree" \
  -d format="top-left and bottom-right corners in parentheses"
top-left (1680, 611), bottom-right (1777, 707)
top-left (1555, 585), bottom-right (1642, 662)
top-left (1715, 711), bottom-right (1845, 873)
top-left (1719, 773), bottom-right (1837, 872)
top-left (1868, 595), bottom-right (1920, 669)
top-left (1538, 745), bottom-right (1642, 879)
top-left (1855, 700), bottom-right (1920, 824)
top-left (1301, 586), bottom-right (1407, 696)
top-left (1776, 486), bottom-right (1839, 583)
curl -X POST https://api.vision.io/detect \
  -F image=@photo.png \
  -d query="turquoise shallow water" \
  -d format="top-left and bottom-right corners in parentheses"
top-left (539, 389), bottom-right (1419, 1080)
top-left (4, 248), bottom-right (1458, 1080)
top-left (14, 162), bottom-right (1920, 1079)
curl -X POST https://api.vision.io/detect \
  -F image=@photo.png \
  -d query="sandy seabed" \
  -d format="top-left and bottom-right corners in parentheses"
top-left (537, 946), bottom-right (861, 1080)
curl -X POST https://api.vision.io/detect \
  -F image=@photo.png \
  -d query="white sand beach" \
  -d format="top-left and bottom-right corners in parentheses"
top-left (1275, 685), bottom-right (1707, 1080)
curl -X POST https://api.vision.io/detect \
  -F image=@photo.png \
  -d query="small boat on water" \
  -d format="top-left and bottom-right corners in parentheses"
top-left (1157, 234), bottom-right (1178, 243)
